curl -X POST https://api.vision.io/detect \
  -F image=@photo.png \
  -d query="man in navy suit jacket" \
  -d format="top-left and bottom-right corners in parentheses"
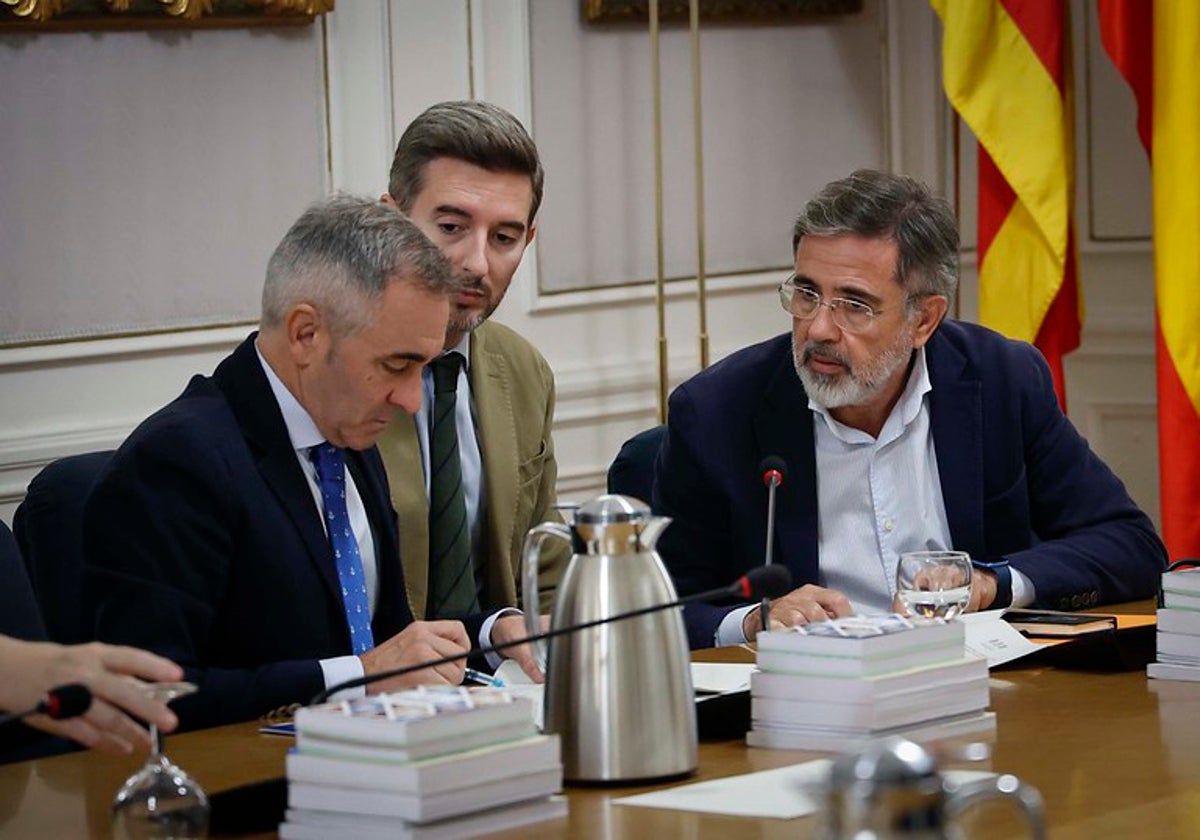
top-left (653, 170), bottom-right (1167, 649)
top-left (85, 197), bottom-right (529, 730)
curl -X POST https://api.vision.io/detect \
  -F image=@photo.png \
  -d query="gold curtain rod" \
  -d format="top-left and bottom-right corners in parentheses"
top-left (650, 0), bottom-right (669, 424)
top-left (651, 0), bottom-right (710, 425)
top-left (690, 0), bottom-right (709, 372)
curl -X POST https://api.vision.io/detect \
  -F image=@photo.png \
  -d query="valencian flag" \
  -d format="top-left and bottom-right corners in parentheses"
top-left (930, 0), bottom-right (1081, 408)
top-left (1098, 0), bottom-right (1200, 560)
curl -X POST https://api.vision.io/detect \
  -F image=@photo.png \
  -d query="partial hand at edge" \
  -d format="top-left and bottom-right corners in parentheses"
top-left (0, 638), bottom-right (184, 755)
top-left (490, 614), bottom-right (548, 684)
top-left (968, 569), bottom-right (998, 612)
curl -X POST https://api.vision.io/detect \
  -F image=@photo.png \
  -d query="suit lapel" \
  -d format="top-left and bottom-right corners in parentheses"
top-left (472, 325), bottom-right (519, 607)
top-left (927, 333), bottom-right (986, 555)
top-left (752, 349), bottom-right (821, 587)
top-left (213, 336), bottom-right (341, 603)
top-left (348, 449), bottom-right (412, 636)
top-left (378, 417), bottom-right (429, 618)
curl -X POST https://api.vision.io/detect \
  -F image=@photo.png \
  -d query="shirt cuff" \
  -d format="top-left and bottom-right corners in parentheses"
top-left (1010, 567), bottom-right (1035, 608)
top-left (715, 605), bottom-right (757, 647)
top-left (481, 608), bottom-right (521, 671)
top-left (318, 655), bottom-right (366, 700)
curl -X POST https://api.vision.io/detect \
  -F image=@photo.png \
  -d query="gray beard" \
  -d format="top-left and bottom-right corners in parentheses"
top-left (793, 325), bottom-right (915, 409)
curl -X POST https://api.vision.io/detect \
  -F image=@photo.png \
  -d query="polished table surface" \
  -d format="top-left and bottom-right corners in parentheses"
top-left (3, 605), bottom-right (1200, 838)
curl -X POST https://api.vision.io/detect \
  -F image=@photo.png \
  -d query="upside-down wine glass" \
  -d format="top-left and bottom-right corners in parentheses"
top-left (112, 681), bottom-right (210, 839)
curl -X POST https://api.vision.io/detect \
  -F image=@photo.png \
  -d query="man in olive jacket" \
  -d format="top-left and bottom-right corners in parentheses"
top-left (378, 101), bottom-right (566, 622)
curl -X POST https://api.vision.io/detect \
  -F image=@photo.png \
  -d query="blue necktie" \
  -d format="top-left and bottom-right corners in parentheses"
top-left (310, 443), bottom-right (375, 655)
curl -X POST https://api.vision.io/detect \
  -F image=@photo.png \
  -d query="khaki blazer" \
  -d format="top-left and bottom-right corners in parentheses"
top-left (378, 321), bottom-right (568, 618)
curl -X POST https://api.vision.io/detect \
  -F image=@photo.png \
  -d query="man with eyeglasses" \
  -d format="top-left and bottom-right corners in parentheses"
top-left (653, 169), bottom-right (1166, 649)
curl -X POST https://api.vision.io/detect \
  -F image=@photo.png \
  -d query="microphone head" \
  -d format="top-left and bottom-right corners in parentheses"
top-left (759, 456), bottom-right (788, 487)
top-left (41, 684), bottom-right (92, 721)
top-left (740, 565), bottom-right (793, 600)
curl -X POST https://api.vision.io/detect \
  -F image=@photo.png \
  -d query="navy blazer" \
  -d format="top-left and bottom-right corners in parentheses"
top-left (654, 321), bottom-right (1167, 648)
top-left (85, 335), bottom-right (432, 730)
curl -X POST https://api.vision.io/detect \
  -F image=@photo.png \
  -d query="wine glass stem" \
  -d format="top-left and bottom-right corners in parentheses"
top-left (149, 723), bottom-right (163, 760)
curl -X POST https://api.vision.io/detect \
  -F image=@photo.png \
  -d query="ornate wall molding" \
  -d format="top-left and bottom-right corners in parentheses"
top-left (581, 0), bottom-right (861, 24)
top-left (0, 0), bottom-right (332, 30)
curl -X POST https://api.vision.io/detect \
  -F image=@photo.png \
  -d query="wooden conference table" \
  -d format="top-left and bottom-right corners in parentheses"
top-left (2, 603), bottom-right (1199, 839)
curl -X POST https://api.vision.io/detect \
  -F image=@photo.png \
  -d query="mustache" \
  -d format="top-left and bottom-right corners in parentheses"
top-left (456, 274), bottom-right (488, 293)
top-left (803, 342), bottom-right (849, 368)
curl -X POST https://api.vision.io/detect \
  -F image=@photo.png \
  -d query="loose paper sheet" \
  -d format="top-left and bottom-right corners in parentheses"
top-left (691, 661), bottom-right (754, 693)
top-left (614, 759), bottom-right (831, 818)
top-left (612, 761), bottom-right (994, 819)
top-left (961, 611), bottom-right (1043, 667)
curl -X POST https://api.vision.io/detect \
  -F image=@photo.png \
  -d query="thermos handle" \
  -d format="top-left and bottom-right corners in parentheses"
top-left (944, 774), bottom-right (1046, 840)
top-left (521, 522), bottom-right (573, 664)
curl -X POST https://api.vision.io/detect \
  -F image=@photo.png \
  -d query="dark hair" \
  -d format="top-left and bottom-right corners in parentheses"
top-left (388, 100), bottom-right (544, 225)
top-left (792, 169), bottom-right (959, 300)
top-left (261, 194), bottom-right (457, 337)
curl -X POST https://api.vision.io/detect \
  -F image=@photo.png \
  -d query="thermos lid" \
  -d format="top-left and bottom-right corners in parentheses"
top-left (574, 494), bottom-right (651, 525)
top-left (828, 737), bottom-right (939, 788)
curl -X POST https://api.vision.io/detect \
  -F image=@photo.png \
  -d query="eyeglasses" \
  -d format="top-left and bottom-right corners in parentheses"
top-left (777, 278), bottom-right (895, 334)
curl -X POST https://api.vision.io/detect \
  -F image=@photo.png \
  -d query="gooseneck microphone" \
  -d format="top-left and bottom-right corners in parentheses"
top-left (0, 683), bottom-right (93, 728)
top-left (312, 565), bottom-right (793, 705)
top-left (758, 456), bottom-right (789, 632)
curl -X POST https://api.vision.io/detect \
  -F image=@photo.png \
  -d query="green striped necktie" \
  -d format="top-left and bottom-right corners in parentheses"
top-left (427, 352), bottom-right (479, 617)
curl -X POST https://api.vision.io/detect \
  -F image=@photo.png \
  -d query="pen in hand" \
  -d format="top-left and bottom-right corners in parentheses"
top-left (463, 668), bottom-right (506, 688)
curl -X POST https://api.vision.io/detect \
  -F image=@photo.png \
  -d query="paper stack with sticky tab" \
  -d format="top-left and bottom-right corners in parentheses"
top-left (278, 686), bottom-right (565, 840)
top-left (747, 614), bottom-right (993, 752)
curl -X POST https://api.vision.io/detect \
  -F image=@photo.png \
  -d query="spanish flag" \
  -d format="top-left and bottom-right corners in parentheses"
top-left (1099, 0), bottom-right (1200, 560)
top-left (931, 0), bottom-right (1081, 408)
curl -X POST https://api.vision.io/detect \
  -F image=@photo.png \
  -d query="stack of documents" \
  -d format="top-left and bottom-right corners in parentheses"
top-left (1149, 568), bottom-right (1200, 682)
top-left (747, 614), bottom-right (993, 751)
top-left (278, 686), bottom-right (565, 839)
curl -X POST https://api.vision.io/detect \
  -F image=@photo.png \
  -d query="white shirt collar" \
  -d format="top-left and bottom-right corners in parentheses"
top-left (254, 340), bottom-right (325, 451)
top-left (444, 331), bottom-right (471, 369)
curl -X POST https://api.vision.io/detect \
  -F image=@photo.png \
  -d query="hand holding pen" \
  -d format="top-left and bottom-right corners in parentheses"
top-left (463, 668), bottom-right (506, 688)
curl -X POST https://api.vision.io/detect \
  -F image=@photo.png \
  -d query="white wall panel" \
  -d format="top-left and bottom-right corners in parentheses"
top-left (0, 27), bottom-right (327, 345)
top-left (325, 1), bottom-right (394, 196)
top-left (529, 0), bottom-right (885, 293)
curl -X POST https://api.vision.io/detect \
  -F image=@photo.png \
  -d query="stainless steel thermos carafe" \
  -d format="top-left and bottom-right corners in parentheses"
top-left (522, 494), bottom-right (697, 782)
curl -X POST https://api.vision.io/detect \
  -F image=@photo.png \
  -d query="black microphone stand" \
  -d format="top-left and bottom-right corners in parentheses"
top-left (758, 457), bottom-right (787, 634)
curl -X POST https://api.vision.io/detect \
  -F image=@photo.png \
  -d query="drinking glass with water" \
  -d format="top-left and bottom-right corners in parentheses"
top-left (896, 550), bottom-right (972, 620)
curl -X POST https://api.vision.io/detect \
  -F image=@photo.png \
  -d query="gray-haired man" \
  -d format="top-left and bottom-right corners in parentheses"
top-left (653, 169), bottom-right (1166, 649)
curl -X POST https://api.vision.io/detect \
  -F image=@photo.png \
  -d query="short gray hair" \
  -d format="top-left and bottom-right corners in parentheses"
top-left (388, 100), bottom-right (544, 225)
top-left (261, 195), bottom-right (457, 337)
top-left (792, 169), bottom-right (959, 301)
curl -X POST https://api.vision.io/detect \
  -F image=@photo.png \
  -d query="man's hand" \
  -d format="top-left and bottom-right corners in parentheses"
top-left (969, 569), bottom-right (998, 612)
top-left (0, 638), bottom-right (184, 755)
top-left (360, 620), bottom-right (470, 693)
top-left (491, 614), bottom-right (548, 683)
top-left (742, 584), bottom-right (854, 641)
